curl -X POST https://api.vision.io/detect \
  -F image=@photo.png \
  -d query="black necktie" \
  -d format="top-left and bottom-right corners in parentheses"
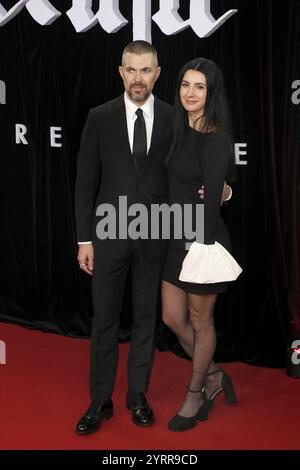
top-left (133, 108), bottom-right (147, 173)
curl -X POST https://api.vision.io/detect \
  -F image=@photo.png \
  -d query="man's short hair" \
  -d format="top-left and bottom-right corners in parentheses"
top-left (122, 40), bottom-right (158, 66)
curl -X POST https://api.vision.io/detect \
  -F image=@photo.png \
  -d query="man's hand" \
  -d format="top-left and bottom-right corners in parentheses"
top-left (198, 182), bottom-right (232, 204)
top-left (78, 243), bottom-right (94, 275)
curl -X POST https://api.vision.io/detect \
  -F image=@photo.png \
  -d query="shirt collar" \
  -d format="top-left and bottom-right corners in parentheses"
top-left (124, 92), bottom-right (154, 119)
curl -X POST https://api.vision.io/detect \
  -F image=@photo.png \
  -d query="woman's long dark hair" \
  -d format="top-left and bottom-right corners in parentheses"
top-left (171, 58), bottom-right (233, 155)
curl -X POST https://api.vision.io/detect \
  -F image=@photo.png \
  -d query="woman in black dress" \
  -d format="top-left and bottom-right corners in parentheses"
top-left (162, 58), bottom-right (242, 432)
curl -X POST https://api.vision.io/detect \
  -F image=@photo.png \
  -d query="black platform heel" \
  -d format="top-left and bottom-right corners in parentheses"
top-left (168, 389), bottom-right (208, 432)
top-left (204, 368), bottom-right (237, 411)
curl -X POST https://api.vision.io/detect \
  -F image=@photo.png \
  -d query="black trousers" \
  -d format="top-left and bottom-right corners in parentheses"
top-left (90, 241), bottom-right (163, 401)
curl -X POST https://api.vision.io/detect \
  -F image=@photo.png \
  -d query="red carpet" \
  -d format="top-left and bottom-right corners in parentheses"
top-left (0, 322), bottom-right (299, 450)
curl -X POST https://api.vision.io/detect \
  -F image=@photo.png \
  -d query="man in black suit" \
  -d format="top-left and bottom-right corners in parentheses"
top-left (74, 41), bottom-right (173, 434)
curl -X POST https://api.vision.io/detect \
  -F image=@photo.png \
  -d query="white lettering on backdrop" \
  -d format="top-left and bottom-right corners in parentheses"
top-left (0, 0), bottom-right (238, 42)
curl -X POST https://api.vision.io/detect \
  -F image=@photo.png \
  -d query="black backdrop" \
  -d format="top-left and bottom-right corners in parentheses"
top-left (0, 0), bottom-right (299, 367)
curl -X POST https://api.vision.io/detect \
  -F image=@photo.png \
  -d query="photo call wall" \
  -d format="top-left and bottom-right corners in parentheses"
top-left (0, 0), bottom-right (299, 367)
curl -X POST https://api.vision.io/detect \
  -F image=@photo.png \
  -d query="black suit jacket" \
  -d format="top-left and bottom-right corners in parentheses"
top-left (75, 94), bottom-right (173, 261)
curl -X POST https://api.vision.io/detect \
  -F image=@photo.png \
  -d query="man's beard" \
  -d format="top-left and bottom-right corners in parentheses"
top-left (128, 83), bottom-right (150, 103)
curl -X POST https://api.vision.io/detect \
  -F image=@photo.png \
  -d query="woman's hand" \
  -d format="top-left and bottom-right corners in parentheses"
top-left (198, 182), bottom-right (232, 204)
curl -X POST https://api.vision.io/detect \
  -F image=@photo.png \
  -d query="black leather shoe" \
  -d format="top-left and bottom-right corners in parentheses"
top-left (126, 391), bottom-right (154, 427)
top-left (76, 399), bottom-right (113, 435)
